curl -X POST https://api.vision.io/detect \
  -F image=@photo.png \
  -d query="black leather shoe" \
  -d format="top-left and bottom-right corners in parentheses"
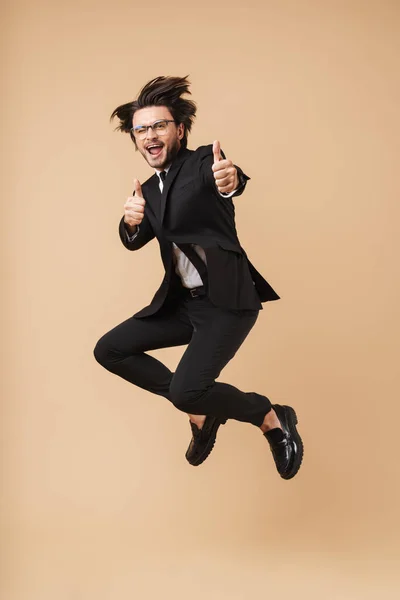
top-left (185, 416), bottom-right (227, 466)
top-left (264, 404), bottom-right (304, 480)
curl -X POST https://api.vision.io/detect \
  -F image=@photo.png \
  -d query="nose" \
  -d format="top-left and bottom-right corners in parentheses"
top-left (145, 126), bottom-right (158, 140)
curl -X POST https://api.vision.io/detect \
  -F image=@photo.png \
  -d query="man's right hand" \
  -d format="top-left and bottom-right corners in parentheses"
top-left (124, 179), bottom-right (146, 229)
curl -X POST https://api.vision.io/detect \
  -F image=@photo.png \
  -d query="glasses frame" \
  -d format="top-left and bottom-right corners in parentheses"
top-left (130, 119), bottom-right (176, 141)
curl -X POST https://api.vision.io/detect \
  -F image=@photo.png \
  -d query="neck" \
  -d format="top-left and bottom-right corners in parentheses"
top-left (155, 145), bottom-right (187, 173)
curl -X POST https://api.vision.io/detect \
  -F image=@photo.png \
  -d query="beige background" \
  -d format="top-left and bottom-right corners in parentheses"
top-left (2, 0), bottom-right (400, 598)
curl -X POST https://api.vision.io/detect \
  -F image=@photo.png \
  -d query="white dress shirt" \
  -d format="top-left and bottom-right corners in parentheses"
top-left (126, 166), bottom-right (238, 289)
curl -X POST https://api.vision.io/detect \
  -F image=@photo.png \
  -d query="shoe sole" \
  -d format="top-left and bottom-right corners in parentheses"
top-left (187, 418), bottom-right (227, 467)
top-left (280, 405), bottom-right (304, 480)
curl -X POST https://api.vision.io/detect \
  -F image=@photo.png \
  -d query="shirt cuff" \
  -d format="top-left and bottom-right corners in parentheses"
top-left (126, 225), bottom-right (139, 242)
top-left (219, 189), bottom-right (238, 198)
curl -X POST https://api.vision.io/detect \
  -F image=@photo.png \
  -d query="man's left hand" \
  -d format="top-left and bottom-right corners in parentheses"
top-left (212, 140), bottom-right (239, 194)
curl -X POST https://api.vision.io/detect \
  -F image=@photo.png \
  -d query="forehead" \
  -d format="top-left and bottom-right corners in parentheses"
top-left (132, 106), bottom-right (173, 126)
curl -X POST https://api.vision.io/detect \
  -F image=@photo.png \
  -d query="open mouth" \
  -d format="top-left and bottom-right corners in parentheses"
top-left (146, 144), bottom-right (164, 157)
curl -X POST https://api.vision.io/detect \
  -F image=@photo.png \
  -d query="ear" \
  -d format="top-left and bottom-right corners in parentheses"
top-left (177, 123), bottom-right (185, 140)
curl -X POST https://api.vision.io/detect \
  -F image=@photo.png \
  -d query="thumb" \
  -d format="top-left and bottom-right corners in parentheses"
top-left (133, 178), bottom-right (142, 197)
top-left (213, 140), bottom-right (222, 164)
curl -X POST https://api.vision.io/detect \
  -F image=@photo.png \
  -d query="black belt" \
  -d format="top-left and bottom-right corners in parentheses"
top-left (183, 285), bottom-right (207, 298)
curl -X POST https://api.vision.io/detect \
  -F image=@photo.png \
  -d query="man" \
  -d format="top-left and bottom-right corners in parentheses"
top-left (94, 76), bottom-right (304, 479)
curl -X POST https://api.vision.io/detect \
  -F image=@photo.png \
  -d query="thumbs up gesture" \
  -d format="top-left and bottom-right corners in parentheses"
top-left (211, 140), bottom-right (239, 194)
top-left (124, 179), bottom-right (146, 227)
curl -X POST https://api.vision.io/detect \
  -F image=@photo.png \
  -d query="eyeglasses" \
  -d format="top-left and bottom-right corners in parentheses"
top-left (130, 119), bottom-right (175, 141)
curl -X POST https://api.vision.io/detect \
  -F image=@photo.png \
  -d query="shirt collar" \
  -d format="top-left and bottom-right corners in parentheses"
top-left (155, 166), bottom-right (170, 180)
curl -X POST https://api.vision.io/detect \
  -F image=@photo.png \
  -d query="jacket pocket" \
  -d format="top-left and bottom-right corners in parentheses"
top-left (172, 180), bottom-right (195, 197)
top-left (217, 241), bottom-right (243, 255)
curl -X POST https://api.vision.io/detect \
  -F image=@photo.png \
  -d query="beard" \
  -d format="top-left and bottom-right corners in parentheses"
top-left (141, 138), bottom-right (181, 170)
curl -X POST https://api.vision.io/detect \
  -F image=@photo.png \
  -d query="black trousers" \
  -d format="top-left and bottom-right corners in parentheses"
top-left (94, 294), bottom-right (272, 427)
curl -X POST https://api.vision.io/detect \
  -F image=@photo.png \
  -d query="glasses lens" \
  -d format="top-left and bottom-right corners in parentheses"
top-left (133, 127), bottom-right (147, 140)
top-left (153, 121), bottom-right (168, 135)
top-left (131, 120), bottom-right (171, 141)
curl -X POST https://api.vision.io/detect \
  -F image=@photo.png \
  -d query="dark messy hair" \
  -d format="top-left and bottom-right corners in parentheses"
top-left (110, 76), bottom-right (197, 149)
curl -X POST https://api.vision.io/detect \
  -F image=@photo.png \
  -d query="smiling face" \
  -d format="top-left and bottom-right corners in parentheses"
top-left (132, 106), bottom-right (184, 170)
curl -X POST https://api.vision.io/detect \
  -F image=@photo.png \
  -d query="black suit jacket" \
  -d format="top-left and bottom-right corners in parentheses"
top-left (119, 144), bottom-right (280, 318)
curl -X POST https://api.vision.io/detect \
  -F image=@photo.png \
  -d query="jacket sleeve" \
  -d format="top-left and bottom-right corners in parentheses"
top-left (199, 145), bottom-right (250, 199)
top-left (118, 213), bottom-right (155, 251)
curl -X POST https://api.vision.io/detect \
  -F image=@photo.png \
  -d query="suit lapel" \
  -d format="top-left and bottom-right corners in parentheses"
top-left (143, 174), bottom-right (162, 219)
top-left (160, 148), bottom-right (191, 223)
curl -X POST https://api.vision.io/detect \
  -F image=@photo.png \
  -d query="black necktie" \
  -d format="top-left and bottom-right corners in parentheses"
top-left (160, 170), bottom-right (167, 183)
